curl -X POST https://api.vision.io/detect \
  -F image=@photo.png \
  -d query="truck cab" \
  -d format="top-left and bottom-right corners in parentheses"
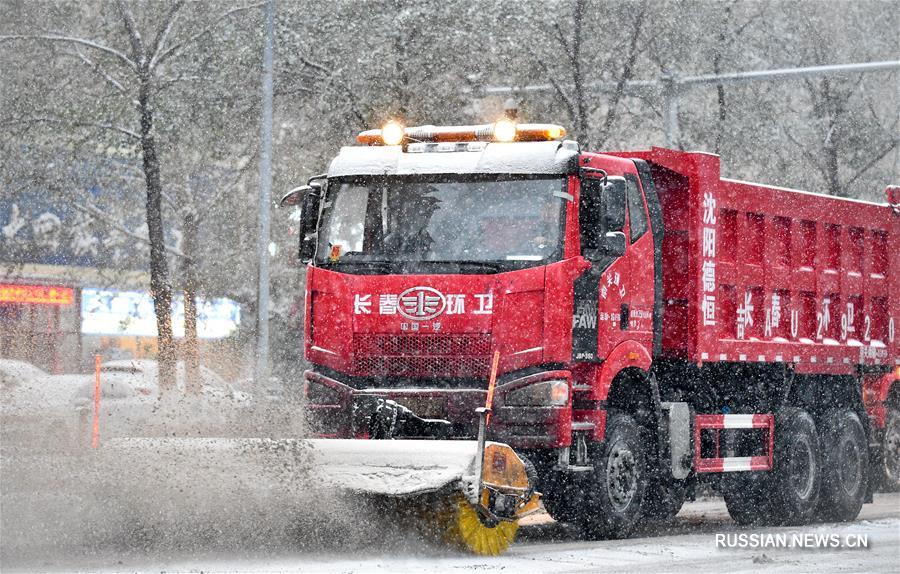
top-left (290, 125), bottom-right (659, 452)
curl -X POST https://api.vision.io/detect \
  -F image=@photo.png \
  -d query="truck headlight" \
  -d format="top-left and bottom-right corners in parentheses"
top-left (503, 379), bottom-right (569, 407)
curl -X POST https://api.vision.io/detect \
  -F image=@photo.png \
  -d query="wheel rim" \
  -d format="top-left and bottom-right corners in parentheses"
top-left (885, 416), bottom-right (900, 482)
top-left (789, 437), bottom-right (815, 500)
top-left (606, 440), bottom-right (638, 512)
top-left (839, 433), bottom-right (862, 495)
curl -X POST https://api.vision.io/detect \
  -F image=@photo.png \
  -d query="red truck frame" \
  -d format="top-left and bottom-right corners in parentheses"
top-left (294, 135), bottom-right (898, 537)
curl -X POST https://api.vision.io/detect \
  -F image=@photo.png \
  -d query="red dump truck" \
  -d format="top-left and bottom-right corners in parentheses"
top-left (283, 121), bottom-right (899, 552)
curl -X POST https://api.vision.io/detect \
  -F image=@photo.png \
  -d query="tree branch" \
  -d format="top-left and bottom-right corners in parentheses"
top-left (844, 138), bottom-right (900, 187)
top-left (298, 53), bottom-right (331, 77)
top-left (321, 73), bottom-right (369, 125)
top-left (115, 0), bottom-right (146, 66)
top-left (0, 34), bottom-right (136, 71)
top-left (154, 2), bottom-right (266, 67)
top-left (526, 48), bottom-right (577, 125)
top-left (781, 123), bottom-right (826, 179)
top-left (160, 188), bottom-right (182, 212)
top-left (598, 0), bottom-right (647, 147)
top-left (148, 0), bottom-right (185, 69)
top-left (67, 47), bottom-right (128, 95)
top-left (273, 84), bottom-right (315, 97)
top-left (3, 116), bottom-right (140, 140)
top-left (552, 22), bottom-right (574, 65)
top-left (194, 147), bottom-right (259, 225)
top-left (71, 202), bottom-right (191, 260)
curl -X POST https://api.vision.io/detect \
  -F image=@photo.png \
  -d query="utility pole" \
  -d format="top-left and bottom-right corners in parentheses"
top-left (661, 73), bottom-right (680, 148)
top-left (480, 61), bottom-right (900, 150)
top-left (254, 0), bottom-right (275, 386)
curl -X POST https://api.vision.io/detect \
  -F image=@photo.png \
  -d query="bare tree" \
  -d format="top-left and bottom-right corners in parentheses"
top-left (709, 1), bottom-right (767, 154)
top-left (510, 0), bottom-right (649, 148)
top-left (1, 0), bottom-right (263, 391)
top-left (764, 2), bottom-right (899, 197)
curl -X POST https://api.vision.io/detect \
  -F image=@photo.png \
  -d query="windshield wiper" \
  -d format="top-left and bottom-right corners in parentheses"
top-left (420, 260), bottom-right (504, 273)
top-left (319, 259), bottom-right (394, 273)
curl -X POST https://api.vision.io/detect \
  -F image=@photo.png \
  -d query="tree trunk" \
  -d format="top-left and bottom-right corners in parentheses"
top-left (138, 75), bottom-right (177, 393)
top-left (182, 211), bottom-right (201, 395)
top-left (597, 1), bottom-right (647, 149)
top-left (713, 3), bottom-right (732, 155)
top-left (820, 78), bottom-right (845, 197)
top-left (824, 135), bottom-right (843, 196)
top-left (571, 0), bottom-right (588, 146)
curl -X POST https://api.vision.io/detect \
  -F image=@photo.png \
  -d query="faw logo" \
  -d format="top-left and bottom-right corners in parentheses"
top-left (353, 288), bottom-right (494, 319)
top-left (398, 286), bottom-right (446, 321)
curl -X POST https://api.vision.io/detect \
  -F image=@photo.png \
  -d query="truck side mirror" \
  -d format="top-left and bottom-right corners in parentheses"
top-left (289, 182), bottom-right (323, 262)
top-left (600, 177), bottom-right (626, 233)
top-left (280, 186), bottom-right (306, 207)
top-left (580, 175), bottom-right (627, 259)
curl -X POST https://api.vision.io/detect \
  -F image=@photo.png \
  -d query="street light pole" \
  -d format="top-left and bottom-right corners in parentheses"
top-left (254, 0), bottom-right (275, 386)
top-left (479, 60), bottom-right (900, 150)
top-left (661, 73), bottom-right (680, 149)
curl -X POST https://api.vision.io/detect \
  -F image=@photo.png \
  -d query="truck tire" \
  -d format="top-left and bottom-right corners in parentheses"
top-left (879, 405), bottom-right (900, 492)
top-left (818, 409), bottom-right (868, 521)
top-left (539, 477), bottom-right (579, 523)
top-left (573, 412), bottom-right (647, 539)
top-left (530, 453), bottom-right (581, 523)
top-left (642, 476), bottom-right (687, 522)
top-left (723, 472), bottom-right (776, 525)
top-left (770, 408), bottom-right (822, 525)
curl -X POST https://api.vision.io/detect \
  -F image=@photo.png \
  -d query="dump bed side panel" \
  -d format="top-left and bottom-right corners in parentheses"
top-left (708, 177), bottom-right (897, 372)
top-left (618, 148), bottom-right (898, 373)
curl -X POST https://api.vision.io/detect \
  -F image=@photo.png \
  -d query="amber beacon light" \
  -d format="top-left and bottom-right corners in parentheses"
top-left (357, 122), bottom-right (567, 146)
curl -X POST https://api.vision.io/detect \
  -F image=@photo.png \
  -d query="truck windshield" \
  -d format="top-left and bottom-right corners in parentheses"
top-left (315, 175), bottom-right (567, 272)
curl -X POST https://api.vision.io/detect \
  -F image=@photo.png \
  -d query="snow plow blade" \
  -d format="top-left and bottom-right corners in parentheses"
top-left (103, 436), bottom-right (539, 555)
top-left (307, 438), bottom-right (482, 495)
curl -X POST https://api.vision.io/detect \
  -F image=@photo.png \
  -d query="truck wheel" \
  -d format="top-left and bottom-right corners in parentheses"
top-left (879, 406), bottom-right (900, 492)
top-left (770, 408), bottom-right (822, 525)
top-left (530, 452), bottom-right (581, 523)
top-left (818, 409), bottom-right (868, 521)
top-left (574, 412), bottom-right (647, 539)
top-left (723, 472), bottom-right (776, 525)
top-left (643, 476), bottom-right (687, 522)
top-left (538, 471), bottom-right (580, 523)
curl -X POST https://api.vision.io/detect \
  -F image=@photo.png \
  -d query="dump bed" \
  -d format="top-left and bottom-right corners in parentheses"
top-left (622, 147), bottom-right (898, 374)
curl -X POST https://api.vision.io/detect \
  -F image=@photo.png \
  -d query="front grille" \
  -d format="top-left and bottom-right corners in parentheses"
top-left (353, 333), bottom-right (491, 377)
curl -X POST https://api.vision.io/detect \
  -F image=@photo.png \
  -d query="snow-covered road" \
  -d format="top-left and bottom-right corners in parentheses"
top-left (5, 481), bottom-right (897, 573)
top-left (120, 496), bottom-right (900, 574)
top-left (3, 429), bottom-right (897, 574)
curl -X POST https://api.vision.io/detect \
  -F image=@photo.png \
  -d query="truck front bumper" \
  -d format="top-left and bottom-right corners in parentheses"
top-left (303, 369), bottom-right (574, 448)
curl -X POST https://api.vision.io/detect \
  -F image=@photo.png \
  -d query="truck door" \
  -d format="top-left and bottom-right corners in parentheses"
top-left (622, 174), bottom-right (655, 348)
top-left (572, 176), bottom-right (629, 361)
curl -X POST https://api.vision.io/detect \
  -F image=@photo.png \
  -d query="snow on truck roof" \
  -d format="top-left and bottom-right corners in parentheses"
top-left (327, 140), bottom-right (580, 178)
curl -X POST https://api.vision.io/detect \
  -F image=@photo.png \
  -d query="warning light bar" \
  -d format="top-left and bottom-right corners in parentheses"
top-left (357, 122), bottom-right (566, 146)
top-left (0, 283), bottom-right (75, 305)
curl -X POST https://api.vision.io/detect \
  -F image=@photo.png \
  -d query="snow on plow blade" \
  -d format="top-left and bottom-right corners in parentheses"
top-left (103, 437), bottom-right (539, 555)
top-left (307, 438), bottom-right (480, 496)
